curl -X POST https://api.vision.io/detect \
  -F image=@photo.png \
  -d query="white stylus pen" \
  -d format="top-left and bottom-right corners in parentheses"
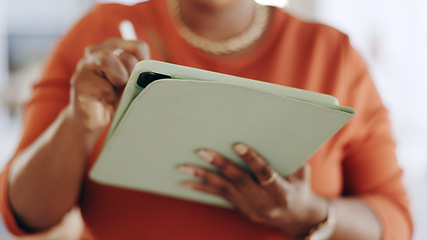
top-left (119, 20), bottom-right (138, 40)
top-left (118, 19), bottom-right (151, 59)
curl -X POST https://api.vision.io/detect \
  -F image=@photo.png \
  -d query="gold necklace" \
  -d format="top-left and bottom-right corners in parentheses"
top-left (168, 0), bottom-right (269, 55)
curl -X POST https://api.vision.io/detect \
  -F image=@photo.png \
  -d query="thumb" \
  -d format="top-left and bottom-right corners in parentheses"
top-left (290, 164), bottom-right (311, 182)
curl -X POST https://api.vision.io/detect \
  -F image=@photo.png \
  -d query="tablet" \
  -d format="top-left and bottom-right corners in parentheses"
top-left (89, 60), bottom-right (355, 207)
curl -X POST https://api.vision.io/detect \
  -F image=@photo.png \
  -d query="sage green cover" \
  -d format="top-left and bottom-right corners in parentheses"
top-left (89, 60), bottom-right (355, 207)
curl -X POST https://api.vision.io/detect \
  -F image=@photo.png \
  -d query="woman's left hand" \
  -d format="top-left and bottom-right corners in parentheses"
top-left (178, 143), bottom-right (328, 239)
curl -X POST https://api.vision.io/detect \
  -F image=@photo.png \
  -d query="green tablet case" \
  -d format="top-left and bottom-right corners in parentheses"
top-left (89, 60), bottom-right (355, 207)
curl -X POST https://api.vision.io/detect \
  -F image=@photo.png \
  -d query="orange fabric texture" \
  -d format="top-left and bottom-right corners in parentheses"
top-left (0, 0), bottom-right (412, 239)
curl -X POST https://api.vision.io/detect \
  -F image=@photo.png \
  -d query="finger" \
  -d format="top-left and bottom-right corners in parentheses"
top-left (233, 143), bottom-right (275, 183)
top-left (84, 41), bottom-right (145, 80)
top-left (178, 164), bottom-right (241, 203)
top-left (84, 43), bottom-right (114, 56)
top-left (85, 49), bottom-right (129, 89)
top-left (178, 164), bottom-right (225, 183)
top-left (72, 61), bottom-right (119, 105)
top-left (300, 164), bottom-right (311, 183)
top-left (113, 50), bottom-right (139, 75)
top-left (182, 182), bottom-right (228, 198)
top-left (86, 44), bottom-right (137, 80)
top-left (233, 143), bottom-right (290, 194)
top-left (304, 164), bottom-right (311, 182)
top-left (287, 164), bottom-right (311, 183)
top-left (196, 149), bottom-right (259, 192)
top-left (105, 38), bottom-right (151, 60)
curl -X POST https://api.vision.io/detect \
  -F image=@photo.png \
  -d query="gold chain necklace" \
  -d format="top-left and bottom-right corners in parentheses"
top-left (168, 0), bottom-right (269, 55)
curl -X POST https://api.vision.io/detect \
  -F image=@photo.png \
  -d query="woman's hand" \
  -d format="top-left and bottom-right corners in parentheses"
top-left (68, 38), bottom-right (150, 134)
top-left (8, 38), bottom-right (151, 230)
top-left (179, 143), bottom-right (328, 239)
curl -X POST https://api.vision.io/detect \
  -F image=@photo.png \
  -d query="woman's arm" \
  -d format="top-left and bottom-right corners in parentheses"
top-left (8, 106), bottom-right (98, 230)
top-left (7, 38), bottom-right (148, 231)
top-left (329, 197), bottom-right (381, 240)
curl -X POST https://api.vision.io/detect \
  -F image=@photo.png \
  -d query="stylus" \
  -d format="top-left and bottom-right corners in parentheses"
top-left (119, 20), bottom-right (138, 41)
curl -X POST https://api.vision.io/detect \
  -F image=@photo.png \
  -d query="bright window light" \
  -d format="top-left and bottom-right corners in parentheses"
top-left (255, 0), bottom-right (288, 8)
top-left (98, 0), bottom-right (289, 8)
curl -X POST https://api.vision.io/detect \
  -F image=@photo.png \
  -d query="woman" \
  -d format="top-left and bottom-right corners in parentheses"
top-left (0, 0), bottom-right (412, 239)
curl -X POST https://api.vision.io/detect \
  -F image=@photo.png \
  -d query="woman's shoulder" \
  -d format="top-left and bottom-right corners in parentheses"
top-left (273, 7), bottom-right (350, 47)
top-left (91, 1), bottom-right (156, 13)
top-left (87, 1), bottom-right (158, 23)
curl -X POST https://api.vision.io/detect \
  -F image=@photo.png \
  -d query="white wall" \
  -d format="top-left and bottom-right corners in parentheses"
top-left (285, 0), bottom-right (316, 21)
top-left (0, 0), bottom-right (7, 89)
top-left (311, 0), bottom-right (427, 177)
top-left (285, 0), bottom-right (427, 239)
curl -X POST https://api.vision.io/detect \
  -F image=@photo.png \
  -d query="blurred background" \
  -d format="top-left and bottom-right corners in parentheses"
top-left (0, 0), bottom-right (426, 239)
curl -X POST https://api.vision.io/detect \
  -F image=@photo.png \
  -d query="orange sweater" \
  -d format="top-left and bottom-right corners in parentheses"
top-left (0, 1), bottom-right (412, 239)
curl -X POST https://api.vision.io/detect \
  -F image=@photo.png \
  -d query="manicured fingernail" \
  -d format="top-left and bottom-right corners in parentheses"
top-left (197, 150), bottom-right (215, 163)
top-left (181, 182), bottom-right (194, 189)
top-left (234, 143), bottom-right (248, 155)
top-left (267, 208), bottom-right (282, 218)
top-left (178, 166), bottom-right (196, 176)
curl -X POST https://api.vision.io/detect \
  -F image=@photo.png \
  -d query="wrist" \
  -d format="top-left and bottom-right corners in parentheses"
top-left (277, 194), bottom-right (329, 238)
top-left (62, 105), bottom-right (104, 133)
top-left (306, 194), bottom-right (329, 228)
top-left (305, 198), bottom-right (337, 240)
top-left (61, 105), bottom-right (105, 149)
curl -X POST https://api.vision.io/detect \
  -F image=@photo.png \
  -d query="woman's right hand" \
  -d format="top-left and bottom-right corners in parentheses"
top-left (68, 38), bottom-right (150, 134)
top-left (8, 38), bottom-right (150, 231)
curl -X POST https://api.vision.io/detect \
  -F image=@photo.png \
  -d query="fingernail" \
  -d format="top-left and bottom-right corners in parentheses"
top-left (197, 150), bottom-right (215, 163)
top-left (267, 208), bottom-right (282, 218)
top-left (234, 143), bottom-right (248, 155)
top-left (178, 166), bottom-right (196, 176)
top-left (181, 182), bottom-right (194, 189)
